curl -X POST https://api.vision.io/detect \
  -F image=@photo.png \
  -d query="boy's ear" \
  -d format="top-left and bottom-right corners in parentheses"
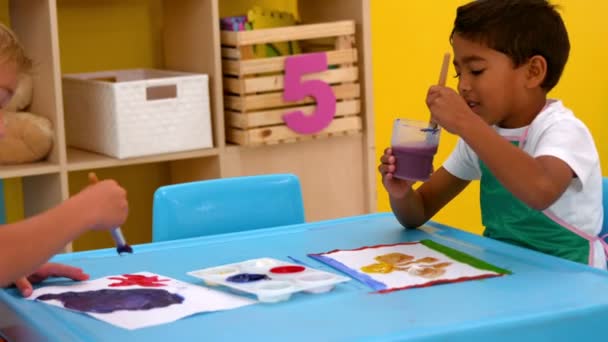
top-left (525, 55), bottom-right (547, 88)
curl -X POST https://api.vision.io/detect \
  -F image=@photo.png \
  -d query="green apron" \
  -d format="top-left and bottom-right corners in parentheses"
top-left (479, 128), bottom-right (607, 266)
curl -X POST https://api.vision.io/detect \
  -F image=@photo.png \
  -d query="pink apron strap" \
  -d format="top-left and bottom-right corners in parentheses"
top-left (512, 117), bottom-right (604, 267)
top-left (601, 234), bottom-right (608, 257)
top-left (543, 209), bottom-right (600, 266)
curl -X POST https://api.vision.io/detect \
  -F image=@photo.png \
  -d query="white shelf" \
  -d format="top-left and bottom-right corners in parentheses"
top-left (0, 162), bottom-right (60, 179)
top-left (66, 147), bottom-right (220, 172)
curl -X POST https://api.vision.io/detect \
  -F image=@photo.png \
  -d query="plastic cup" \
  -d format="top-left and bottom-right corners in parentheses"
top-left (390, 119), bottom-right (440, 182)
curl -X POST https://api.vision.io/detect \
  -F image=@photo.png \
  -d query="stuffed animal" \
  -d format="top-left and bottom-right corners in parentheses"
top-left (0, 73), bottom-right (53, 164)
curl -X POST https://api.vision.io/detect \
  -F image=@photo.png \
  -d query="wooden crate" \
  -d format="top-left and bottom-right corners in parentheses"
top-left (221, 20), bottom-right (362, 146)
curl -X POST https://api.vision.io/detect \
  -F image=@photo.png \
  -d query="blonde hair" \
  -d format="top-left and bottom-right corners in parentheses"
top-left (0, 22), bottom-right (32, 72)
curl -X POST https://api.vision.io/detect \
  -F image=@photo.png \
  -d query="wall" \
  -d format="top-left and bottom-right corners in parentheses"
top-left (371, 0), bottom-right (608, 234)
top-left (219, 0), bottom-right (297, 17)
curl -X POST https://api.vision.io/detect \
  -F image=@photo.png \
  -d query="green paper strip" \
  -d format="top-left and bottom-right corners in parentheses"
top-left (421, 239), bottom-right (512, 275)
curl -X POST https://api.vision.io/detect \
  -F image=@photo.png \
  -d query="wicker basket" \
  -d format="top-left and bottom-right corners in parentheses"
top-left (63, 69), bottom-right (213, 159)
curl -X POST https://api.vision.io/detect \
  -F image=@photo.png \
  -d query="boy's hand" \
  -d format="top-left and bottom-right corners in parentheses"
top-left (378, 148), bottom-right (415, 198)
top-left (14, 263), bottom-right (89, 297)
top-left (426, 85), bottom-right (474, 134)
top-left (76, 179), bottom-right (129, 231)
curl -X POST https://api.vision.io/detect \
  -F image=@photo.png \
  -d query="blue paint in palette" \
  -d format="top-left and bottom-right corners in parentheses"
top-left (226, 273), bottom-right (270, 283)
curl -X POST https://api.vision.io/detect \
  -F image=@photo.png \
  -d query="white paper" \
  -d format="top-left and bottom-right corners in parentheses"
top-left (28, 272), bottom-right (255, 330)
top-left (321, 243), bottom-right (501, 290)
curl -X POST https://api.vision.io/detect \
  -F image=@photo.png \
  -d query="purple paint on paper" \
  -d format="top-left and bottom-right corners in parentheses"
top-left (36, 289), bottom-right (184, 313)
top-left (226, 273), bottom-right (269, 283)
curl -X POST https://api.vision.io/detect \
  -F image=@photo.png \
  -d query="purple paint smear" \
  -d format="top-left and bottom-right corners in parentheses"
top-left (37, 288), bottom-right (184, 313)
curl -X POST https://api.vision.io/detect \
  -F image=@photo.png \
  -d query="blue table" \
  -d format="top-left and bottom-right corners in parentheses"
top-left (1, 213), bottom-right (608, 341)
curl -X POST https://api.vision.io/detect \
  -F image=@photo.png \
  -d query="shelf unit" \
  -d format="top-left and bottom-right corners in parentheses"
top-left (1, 0), bottom-right (375, 251)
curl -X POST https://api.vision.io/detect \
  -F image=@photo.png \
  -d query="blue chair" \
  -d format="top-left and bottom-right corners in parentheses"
top-left (602, 177), bottom-right (608, 238)
top-left (152, 173), bottom-right (305, 242)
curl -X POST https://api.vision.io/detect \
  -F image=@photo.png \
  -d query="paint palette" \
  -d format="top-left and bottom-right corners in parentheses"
top-left (188, 258), bottom-right (350, 303)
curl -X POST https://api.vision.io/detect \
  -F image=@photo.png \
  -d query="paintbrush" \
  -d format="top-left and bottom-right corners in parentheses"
top-left (429, 52), bottom-right (452, 130)
top-left (88, 172), bottom-right (133, 255)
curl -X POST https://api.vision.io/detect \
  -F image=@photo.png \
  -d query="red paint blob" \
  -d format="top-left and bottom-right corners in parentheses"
top-left (270, 265), bottom-right (306, 274)
top-left (108, 274), bottom-right (170, 287)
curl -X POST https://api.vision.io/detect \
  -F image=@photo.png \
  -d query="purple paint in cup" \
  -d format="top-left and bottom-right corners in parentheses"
top-left (391, 119), bottom-right (440, 182)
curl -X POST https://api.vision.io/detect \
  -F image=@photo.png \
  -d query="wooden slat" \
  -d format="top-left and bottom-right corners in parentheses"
top-left (223, 77), bottom-right (244, 94)
top-left (225, 83), bottom-right (360, 112)
top-left (221, 20), bottom-right (355, 46)
top-left (227, 116), bottom-right (361, 145)
top-left (228, 99), bottom-right (361, 128)
top-left (221, 47), bottom-right (240, 59)
top-left (224, 67), bottom-right (359, 94)
top-left (222, 49), bottom-right (357, 76)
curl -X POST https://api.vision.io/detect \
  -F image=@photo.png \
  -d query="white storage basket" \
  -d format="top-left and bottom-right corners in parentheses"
top-left (62, 69), bottom-right (213, 159)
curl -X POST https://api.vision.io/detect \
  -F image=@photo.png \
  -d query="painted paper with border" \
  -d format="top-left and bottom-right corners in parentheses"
top-left (309, 240), bottom-right (511, 293)
top-left (28, 272), bottom-right (255, 330)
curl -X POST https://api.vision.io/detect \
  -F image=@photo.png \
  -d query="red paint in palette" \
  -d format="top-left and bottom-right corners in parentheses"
top-left (270, 265), bottom-right (306, 274)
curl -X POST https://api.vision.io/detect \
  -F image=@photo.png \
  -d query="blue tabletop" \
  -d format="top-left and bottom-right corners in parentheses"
top-left (1, 213), bottom-right (608, 341)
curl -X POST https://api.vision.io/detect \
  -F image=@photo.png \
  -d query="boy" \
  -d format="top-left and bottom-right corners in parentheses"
top-left (379, 0), bottom-right (606, 268)
top-left (0, 23), bottom-right (129, 296)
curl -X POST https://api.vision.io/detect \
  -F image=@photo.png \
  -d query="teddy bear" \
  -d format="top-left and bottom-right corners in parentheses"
top-left (0, 73), bottom-right (54, 165)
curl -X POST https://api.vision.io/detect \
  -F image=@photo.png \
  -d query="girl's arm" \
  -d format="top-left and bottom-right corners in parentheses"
top-left (0, 196), bottom-right (92, 287)
top-left (0, 180), bottom-right (128, 287)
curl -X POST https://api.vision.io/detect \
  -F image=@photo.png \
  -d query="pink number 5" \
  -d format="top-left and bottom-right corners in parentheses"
top-left (283, 53), bottom-right (337, 134)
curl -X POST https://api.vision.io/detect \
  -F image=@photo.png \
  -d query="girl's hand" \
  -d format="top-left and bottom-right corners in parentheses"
top-left (14, 263), bottom-right (89, 297)
top-left (76, 180), bottom-right (129, 231)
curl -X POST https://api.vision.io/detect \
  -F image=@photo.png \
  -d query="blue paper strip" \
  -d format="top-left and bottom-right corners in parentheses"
top-left (308, 253), bottom-right (386, 291)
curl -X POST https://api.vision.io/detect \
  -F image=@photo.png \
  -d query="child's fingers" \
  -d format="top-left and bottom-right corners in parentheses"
top-left (14, 277), bottom-right (33, 297)
top-left (426, 91), bottom-right (442, 108)
top-left (379, 154), bottom-right (395, 164)
top-left (377, 163), bottom-right (396, 175)
top-left (33, 263), bottom-right (89, 282)
top-left (88, 172), bottom-right (99, 184)
top-left (378, 163), bottom-right (385, 174)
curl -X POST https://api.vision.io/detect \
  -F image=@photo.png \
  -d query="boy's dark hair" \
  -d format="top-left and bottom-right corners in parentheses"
top-left (451, 0), bottom-right (569, 91)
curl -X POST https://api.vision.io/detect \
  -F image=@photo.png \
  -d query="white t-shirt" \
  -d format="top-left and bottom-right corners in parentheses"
top-left (443, 99), bottom-right (605, 268)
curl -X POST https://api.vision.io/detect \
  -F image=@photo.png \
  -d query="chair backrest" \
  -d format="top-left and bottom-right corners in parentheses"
top-left (152, 173), bottom-right (305, 242)
top-left (601, 177), bottom-right (608, 237)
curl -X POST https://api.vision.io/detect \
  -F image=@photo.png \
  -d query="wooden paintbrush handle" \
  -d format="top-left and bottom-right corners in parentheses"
top-left (437, 52), bottom-right (451, 86)
top-left (430, 52), bottom-right (452, 129)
